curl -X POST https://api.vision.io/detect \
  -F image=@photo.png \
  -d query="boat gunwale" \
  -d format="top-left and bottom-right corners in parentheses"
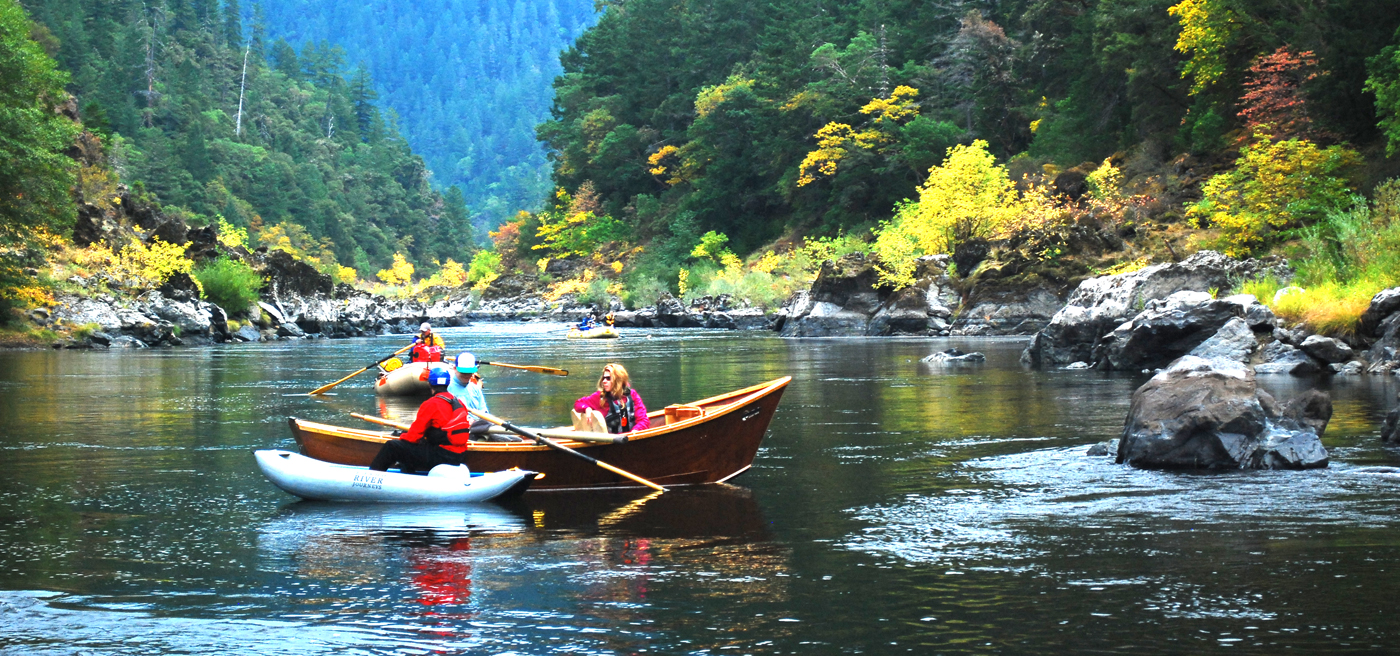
top-left (293, 376), bottom-right (791, 452)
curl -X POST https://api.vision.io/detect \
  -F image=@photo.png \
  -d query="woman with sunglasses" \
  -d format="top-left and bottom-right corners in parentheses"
top-left (572, 363), bottom-right (650, 434)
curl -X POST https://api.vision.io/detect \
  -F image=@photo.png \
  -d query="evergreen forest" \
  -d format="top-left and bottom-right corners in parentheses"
top-left (257, 0), bottom-right (598, 234)
top-left (19, 0), bottom-right (475, 278)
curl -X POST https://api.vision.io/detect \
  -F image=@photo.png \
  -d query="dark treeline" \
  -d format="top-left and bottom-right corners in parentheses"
top-left (21, 0), bottom-right (475, 275)
top-left (540, 0), bottom-right (1400, 254)
top-left (257, 0), bottom-right (598, 235)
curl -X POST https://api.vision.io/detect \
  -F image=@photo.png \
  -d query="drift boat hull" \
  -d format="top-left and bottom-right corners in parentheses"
top-left (290, 376), bottom-right (791, 490)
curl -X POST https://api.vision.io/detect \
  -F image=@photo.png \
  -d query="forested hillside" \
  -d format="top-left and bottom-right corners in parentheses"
top-left (540, 0), bottom-right (1400, 250)
top-left (259, 0), bottom-right (598, 233)
top-left (20, 0), bottom-right (473, 277)
top-left (509, 0), bottom-right (1400, 332)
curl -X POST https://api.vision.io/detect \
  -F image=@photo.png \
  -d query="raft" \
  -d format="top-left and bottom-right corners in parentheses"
top-left (253, 450), bottom-right (537, 502)
top-left (566, 326), bottom-right (620, 339)
top-left (290, 376), bottom-right (791, 490)
top-left (374, 361), bottom-right (446, 396)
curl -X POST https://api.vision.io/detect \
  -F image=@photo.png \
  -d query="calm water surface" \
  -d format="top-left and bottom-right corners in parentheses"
top-left (1, 324), bottom-right (1399, 654)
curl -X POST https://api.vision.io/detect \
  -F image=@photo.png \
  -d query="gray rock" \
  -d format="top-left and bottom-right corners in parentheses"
top-left (109, 335), bottom-right (147, 348)
top-left (1022, 251), bottom-right (1278, 367)
top-left (1254, 341), bottom-right (1322, 376)
top-left (950, 287), bottom-right (1063, 336)
top-left (920, 348), bottom-right (986, 364)
top-left (277, 322), bottom-right (307, 338)
top-left (233, 324), bottom-right (262, 342)
top-left (88, 331), bottom-right (113, 346)
top-left (1096, 291), bottom-right (1247, 371)
top-left (1087, 439), bottom-right (1118, 456)
top-left (1330, 360), bottom-right (1365, 375)
top-left (1116, 355), bottom-right (1328, 470)
top-left (1383, 405), bottom-right (1400, 444)
top-left (1299, 335), bottom-right (1354, 364)
top-left (781, 253), bottom-right (884, 337)
top-left (1359, 287), bottom-right (1400, 337)
top-left (1187, 317), bottom-right (1257, 362)
top-left (1064, 361), bottom-right (1091, 370)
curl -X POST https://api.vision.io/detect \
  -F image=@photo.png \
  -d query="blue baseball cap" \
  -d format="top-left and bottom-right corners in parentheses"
top-left (428, 367), bottom-right (452, 387)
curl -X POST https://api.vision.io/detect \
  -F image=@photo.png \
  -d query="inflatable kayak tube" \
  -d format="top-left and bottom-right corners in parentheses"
top-left (375, 361), bottom-right (443, 396)
top-left (566, 326), bottom-right (620, 339)
top-left (254, 450), bottom-right (536, 502)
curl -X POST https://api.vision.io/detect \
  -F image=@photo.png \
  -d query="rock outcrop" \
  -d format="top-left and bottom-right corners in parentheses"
top-left (1094, 291), bottom-right (1273, 371)
top-left (1021, 251), bottom-right (1281, 368)
top-left (1116, 356), bottom-right (1330, 470)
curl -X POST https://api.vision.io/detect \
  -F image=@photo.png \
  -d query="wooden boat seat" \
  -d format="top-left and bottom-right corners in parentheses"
top-left (664, 404), bottom-right (704, 425)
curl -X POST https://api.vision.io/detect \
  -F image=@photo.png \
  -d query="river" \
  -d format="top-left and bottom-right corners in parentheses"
top-left (1, 323), bottom-right (1398, 654)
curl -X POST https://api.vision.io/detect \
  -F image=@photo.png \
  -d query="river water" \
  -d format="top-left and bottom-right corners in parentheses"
top-left (1, 323), bottom-right (1398, 654)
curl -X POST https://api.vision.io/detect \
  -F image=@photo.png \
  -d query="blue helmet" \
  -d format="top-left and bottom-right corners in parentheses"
top-left (428, 367), bottom-right (452, 388)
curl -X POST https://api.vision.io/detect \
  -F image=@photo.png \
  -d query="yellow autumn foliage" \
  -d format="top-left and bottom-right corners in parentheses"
top-left (872, 140), bottom-right (1025, 288)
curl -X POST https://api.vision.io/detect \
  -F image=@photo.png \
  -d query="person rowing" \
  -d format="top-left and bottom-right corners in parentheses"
top-left (409, 322), bottom-right (445, 363)
top-left (572, 363), bottom-right (650, 434)
top-left (368, 368), bottom-right (472, 474)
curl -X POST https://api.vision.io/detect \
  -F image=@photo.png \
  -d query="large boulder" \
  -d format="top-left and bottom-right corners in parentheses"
top-left (1022, 251), bottom-right (1279, 367)
top-left (1186, 317), bottom-right (1257, 362)
top-left (780, 253), bottom-right (887, 337)
top-left (1116, 356), bottom-right (1329, 470)
top-left (258, 249), bottom-right (333, 297)
top-left (1095, 291), bottom-right (1259, 371)
top-left (655, 293), bottom-right (703, 328)
top-left (1254, 341), bottom-right (1323, 376)
top-left (1299, 335), bottom-right (1353, 364)
top-left (950, 286), bottom-right (1063, 336)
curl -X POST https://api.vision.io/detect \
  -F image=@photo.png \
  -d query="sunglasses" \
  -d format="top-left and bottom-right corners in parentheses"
top-left (601, 374), bottom-right (613, 380)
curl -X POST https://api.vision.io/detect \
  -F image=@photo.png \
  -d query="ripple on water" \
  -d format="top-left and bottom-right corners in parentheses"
top-left (845, 445), bottom-right (1400, 566)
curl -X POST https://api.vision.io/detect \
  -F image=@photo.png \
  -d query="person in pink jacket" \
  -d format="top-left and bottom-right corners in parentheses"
top-left (572, 363), bottom-right (650, 434)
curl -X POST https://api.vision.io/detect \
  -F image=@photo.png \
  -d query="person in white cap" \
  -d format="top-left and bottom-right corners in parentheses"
top-left (409, 322), bottom-right (445, 362)
top-left (449, 352), bottom-right (517, 441)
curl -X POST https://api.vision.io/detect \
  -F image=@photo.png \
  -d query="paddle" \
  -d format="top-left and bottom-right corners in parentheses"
top-left (479, 361), bottom-right (569, 376)
top-left (307, 343), bottom-right (414, 395)
top-left (464, 407), bottom-right (665, 492)
top-left (349, 412), bottom-right (627, 445)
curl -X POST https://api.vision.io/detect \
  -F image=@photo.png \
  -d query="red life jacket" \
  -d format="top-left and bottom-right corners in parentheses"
top-left (423, 393), bottom-right (472, 452)
top-left (411, 342), bottom-right (444, 363)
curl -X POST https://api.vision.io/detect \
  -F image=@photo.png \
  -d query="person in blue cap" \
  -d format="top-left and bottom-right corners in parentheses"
top-left (449, 352), bottom-right (519, 442)
top-left (368, 367), bottom-right (472, 473)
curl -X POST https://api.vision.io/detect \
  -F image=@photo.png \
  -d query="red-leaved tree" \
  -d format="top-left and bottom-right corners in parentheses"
top-left (1237, 46), bottom-right (1333, 142)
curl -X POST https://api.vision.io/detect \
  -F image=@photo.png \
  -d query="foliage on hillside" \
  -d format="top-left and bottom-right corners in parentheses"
top-left (22, 0), bottom-right (476, 279)
top-left (0, 0), bottom-right (77, 314)
top-left (257, 0), bottom-right (598, 235)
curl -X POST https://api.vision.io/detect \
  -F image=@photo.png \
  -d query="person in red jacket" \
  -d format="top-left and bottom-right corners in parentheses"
top-left (369, 368), bottom-right (472, 473)
top-left (572, 363), bottom-right (650, 434)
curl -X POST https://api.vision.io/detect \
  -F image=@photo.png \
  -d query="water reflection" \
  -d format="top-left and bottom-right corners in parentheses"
top-left (3, 328), bottom-right (1400, 654)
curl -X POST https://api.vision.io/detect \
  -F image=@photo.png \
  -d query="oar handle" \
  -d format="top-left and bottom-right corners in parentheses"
top-left (351, 412), bottom-right (410, 431)
top-left (465, 408), bottom-right (664, 492)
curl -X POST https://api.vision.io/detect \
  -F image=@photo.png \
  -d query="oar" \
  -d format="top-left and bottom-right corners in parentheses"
top-left (349, 412), bottom-right (626, 445)
top-left (352, 412), bottom-right (409, 431)
top-left (307, 343), bottom-right (414, 395)
top-left (479, 361), bottom-right (569, 376)
top-left (465, 407), bottom-right (665, 492)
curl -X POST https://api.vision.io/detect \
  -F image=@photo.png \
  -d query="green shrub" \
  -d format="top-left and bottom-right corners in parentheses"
top-left (193, 258), bottom-right (263, 313)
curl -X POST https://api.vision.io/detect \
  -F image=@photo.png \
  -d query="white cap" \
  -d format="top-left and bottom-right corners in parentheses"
top-left (455, 352), bottom-right (479, 374)
top-left (420, 322), bottom-right (432, 332)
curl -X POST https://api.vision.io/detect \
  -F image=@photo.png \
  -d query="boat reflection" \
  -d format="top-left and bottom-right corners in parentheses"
top-left (257, 486), bottom-right (790, 631)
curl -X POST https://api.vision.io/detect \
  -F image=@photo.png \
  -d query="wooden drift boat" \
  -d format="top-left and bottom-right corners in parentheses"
top-left (566, 326), bottom-right (620, 339)
top-left (254, 449), bottom-right (537, 502)
top-left (290, 376), bottom-right (791, 490)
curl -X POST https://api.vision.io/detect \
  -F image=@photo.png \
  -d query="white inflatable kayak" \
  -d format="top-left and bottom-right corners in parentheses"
top-left (254, 450), bottom-right (537, 502)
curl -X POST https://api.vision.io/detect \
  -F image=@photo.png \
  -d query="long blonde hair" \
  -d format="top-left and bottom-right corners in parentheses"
top-left (596, 363), bottom-right (631, 400)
